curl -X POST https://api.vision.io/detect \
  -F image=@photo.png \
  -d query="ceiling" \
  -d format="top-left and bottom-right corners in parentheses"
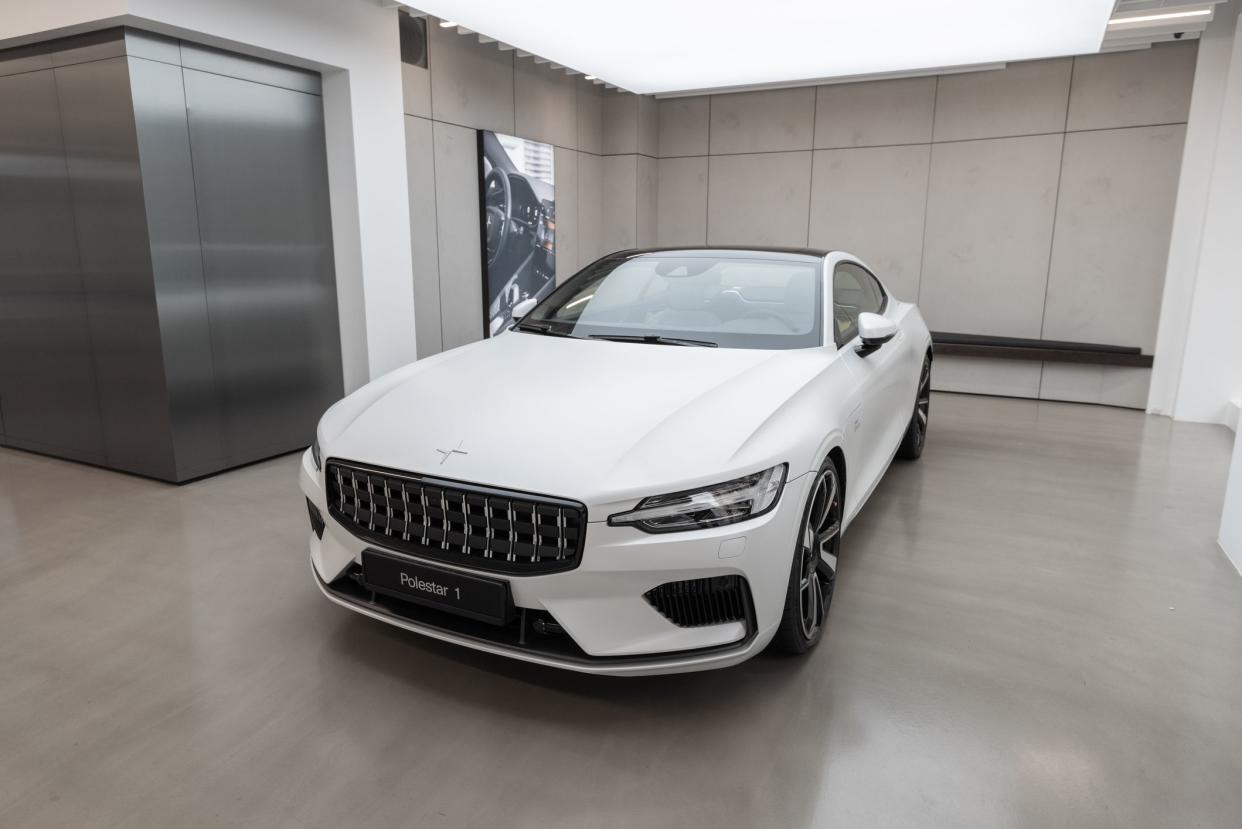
top-left (1103, 1), bottom-right (1226, 51)
top-left (403, 0), bottom-right (1119, 95)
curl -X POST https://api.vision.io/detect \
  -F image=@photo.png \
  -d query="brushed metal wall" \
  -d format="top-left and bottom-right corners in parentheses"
top-left (182, 65), bottom-right (343, 468)
top-left (57, 54), bottom-right (181, 479)
top-left (0, 29), bottom-right (343, 482)
top-left (0, 68), bottom-right (105, 463)
top-left (129, 52), bottom-right (225, 481)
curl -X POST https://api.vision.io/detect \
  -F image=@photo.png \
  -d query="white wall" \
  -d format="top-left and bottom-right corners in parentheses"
top-left (0, 0), bottom-right (418, 392)
top-left (1223, 407), bottom-right (1242, 574)
top-left (1148, 4), bottom-right (1242, 421)
top-left (1151, 10), bottom-right (1242, 429)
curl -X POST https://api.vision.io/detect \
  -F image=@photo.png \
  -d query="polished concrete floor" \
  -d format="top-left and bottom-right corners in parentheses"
top-left (1, 393), bottom-right (1240, 828)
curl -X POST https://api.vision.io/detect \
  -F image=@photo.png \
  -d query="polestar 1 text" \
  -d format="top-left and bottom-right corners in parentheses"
top-left (300, 247), bottom-right (932, 675)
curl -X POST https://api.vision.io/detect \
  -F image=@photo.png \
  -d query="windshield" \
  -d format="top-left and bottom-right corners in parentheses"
top-left (520, 254), bottom-right (823, 349)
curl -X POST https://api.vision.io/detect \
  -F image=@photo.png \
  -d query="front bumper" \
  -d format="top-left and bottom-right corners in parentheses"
top-left (300, 449), bottom-right (810, 675)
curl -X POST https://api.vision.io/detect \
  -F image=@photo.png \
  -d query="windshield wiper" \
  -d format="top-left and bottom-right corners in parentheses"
top-left (588, 333), bottom-right (718, 348)
top-left (512, 321), bottom-right (581, 339)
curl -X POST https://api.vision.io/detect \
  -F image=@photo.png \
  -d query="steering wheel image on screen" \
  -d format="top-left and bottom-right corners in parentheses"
top-left (483, 165), bottom-right (512, 269)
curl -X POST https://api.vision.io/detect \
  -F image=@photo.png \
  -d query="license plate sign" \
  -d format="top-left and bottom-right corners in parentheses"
top-left (361, 549), bottom-right (512, 625)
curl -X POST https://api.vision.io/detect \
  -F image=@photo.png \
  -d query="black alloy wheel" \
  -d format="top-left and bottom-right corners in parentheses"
top-left (772, 458), bottom-right (842, 654)
top-left (897, 353), bottom-right (931, 460)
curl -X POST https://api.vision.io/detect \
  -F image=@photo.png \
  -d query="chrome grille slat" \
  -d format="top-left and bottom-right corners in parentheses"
top-left (529, 502), bottom-right (538, 562)
top-left (439, 488), bottom-right (450, 551)
top-left (484, 503), bottom-right (494, 559)
top-left (349, 471), bottom-right (360, 522)
top-left (506, 499), bottom-right (516, 563)
top-left (419, 488), bottom-right (430, 547)
top-left (325, 460), bottom-right (585, 575)
top-left (365, 475), bottom-right (376, 532)
top-left (400, 482), bottom-right (411, 542)
top-left (556, 507), bottom-right (566, 560)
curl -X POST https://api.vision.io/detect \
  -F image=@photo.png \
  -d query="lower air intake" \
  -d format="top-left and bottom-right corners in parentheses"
top-left (306, 498), bottom-right (325, 539)
top-left (643, 576), bottom-right (751, 628)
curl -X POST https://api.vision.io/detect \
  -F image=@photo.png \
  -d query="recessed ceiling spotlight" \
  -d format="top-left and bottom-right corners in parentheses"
top-left (1107, 9), bottom-right (1212, 25)
top-left (438, 20), bottom-right (457, 27)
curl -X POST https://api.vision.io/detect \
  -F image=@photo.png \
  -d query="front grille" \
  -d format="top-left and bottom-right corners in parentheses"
top-left (325, 460), bottom-right (585, 574)
top-left (644, 576), bottom-right (751, 627)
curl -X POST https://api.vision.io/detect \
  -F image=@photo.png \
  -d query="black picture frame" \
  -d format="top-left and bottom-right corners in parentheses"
top-left (477, 130), bottom-right (557, 338)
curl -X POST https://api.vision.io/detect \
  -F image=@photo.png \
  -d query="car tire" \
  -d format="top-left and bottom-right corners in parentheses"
top-left (770, 456), bottom-right (842, 655)
top-left (896, 353), bottom-right (931, 461)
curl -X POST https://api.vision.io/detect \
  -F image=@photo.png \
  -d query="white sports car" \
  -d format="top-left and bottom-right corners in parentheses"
top-left (301, 248), bottom-right (932, 675)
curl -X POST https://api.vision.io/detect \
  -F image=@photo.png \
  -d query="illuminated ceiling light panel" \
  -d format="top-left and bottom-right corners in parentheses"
top-left (1107, 9), bottom-right (1212, 26)
top-left (409, 1), bottom-right (1116, 95)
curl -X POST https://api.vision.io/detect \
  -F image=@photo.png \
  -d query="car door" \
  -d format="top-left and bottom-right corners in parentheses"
top-left (831, 260), bottom-right (908, 514)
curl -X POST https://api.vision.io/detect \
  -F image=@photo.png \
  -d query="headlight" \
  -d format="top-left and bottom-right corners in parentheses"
top-left (310, 435), bottom-right (322, 471)
top-left (607, 464), bottom-right (787, 533)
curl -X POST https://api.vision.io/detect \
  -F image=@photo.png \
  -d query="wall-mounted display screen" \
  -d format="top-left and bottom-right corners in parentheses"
top-left (478, 130), bottom-right (556, 336)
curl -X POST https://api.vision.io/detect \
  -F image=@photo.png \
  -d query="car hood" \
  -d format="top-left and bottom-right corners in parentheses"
top-left (322, 331), bottom-right (830, 512)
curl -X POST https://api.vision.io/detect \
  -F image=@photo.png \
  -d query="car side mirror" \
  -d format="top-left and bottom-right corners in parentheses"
top-left (856, 312), bottom-right (896, 356)
top-left (511, 297), bottom-right (538, 321)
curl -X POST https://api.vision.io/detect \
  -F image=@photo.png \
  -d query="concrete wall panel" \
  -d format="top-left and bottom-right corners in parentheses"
top-left (707, 151), bottom-right (812, 247)
top-left (659, 95), bottom-right (709, 157)
top-left (709, 87), bottom-right (815, 155)
top-left (933, 58), bottom-right (1072, 142)
top-left (432, 120), bottom-right (483, 350)
top-left (601, 154), bottom-right (638, 252)
top-left (1043, 124), bottom-right (1186, 351)
top-left (920, 134), bottom-right (1063, 338)
top-left (809, 143), bottom-right (930, 301)
top-left (554, 146), bottom-right (579, 282)
top-left (428, 21), bottom-right (514, 135)
top-left (656, 156), bottom-right (708, 246)
top-left (405, 115), bottom-right (442, 357)
top-left (814, 76), bottom-right (935, 149)
top-left (1067, 42), bottom-right (1197, 132)
top-left (515, 58), bottom-right (576, 149)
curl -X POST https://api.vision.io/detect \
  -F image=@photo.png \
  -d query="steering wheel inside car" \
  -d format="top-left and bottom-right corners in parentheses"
top-left (484, 168), bottom-right (512, 268)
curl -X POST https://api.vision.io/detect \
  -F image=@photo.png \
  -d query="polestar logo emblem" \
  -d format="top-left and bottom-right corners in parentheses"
top-left (434, 441), bottom-right (468, 464)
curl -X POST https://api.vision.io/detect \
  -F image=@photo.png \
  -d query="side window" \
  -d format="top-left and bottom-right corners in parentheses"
top-left (832, 263), bottom-right (886, 345)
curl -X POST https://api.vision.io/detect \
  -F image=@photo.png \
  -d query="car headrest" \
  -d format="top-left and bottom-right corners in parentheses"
top-left (665, 275), bottom-right (718, 311)
top-left (783, 271), bottom-right (816, 313)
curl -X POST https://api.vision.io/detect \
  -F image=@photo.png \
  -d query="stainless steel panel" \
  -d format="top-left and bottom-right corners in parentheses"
top-left (55, 56), bottom-right (178, 479)
top-left (182, 67), bottom-right (342, 464)
top-left (0, 69), bottom-right (105, 461)
top-left (128, 56), bottom-right (225, 480)
top-left (123, 29), bottom-right (181, 66)
top-left (179, 42), bottom-right (322, 95)
top-left (50, 29), bottom-right (127, 68)
top-left (0, 42), bottom-right (53, 78)
top-left (0, 34), bottom-right (339, 481)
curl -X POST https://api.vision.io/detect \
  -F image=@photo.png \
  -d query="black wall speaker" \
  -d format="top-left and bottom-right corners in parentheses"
top-left (399, 12), bottom-right (428, 68)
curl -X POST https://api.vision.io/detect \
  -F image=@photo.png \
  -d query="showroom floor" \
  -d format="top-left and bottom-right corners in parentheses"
top-left (1, 393), bottom-right (1239, 828)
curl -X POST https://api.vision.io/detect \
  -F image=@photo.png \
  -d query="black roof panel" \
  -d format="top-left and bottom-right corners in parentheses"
top-left (608, 246), bottom-right (834, 261)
